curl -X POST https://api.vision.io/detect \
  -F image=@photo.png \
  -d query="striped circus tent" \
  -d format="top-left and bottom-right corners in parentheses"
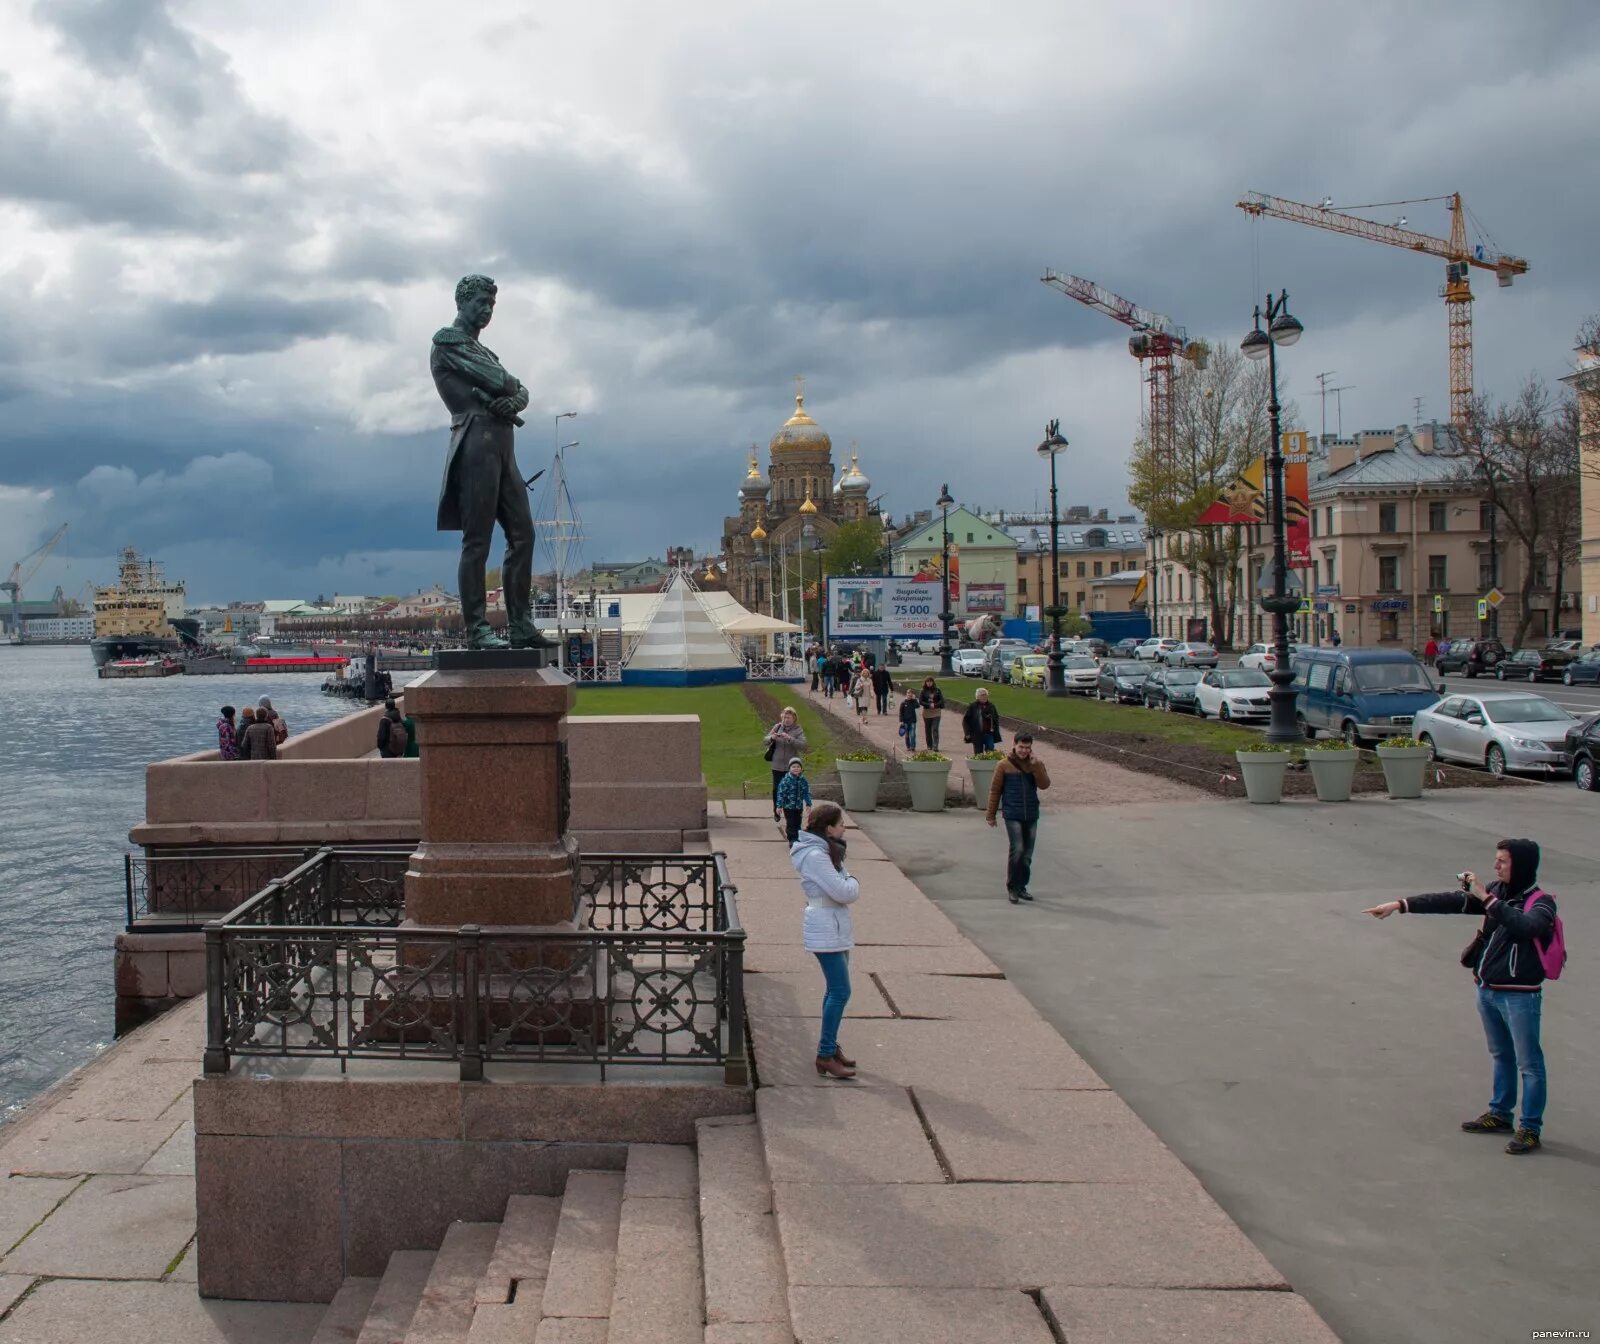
top-left (622, 571), bottom-right (747, 686)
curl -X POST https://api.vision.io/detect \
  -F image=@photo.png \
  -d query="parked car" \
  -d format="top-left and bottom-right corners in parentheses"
top-left (1162, 642), bottom-right (1220, 669)
top-left (1143, 665), bottom-right (1202, 713)
top-left (1136, 637), bottom-right (1181, 662)
top-left (1434, 637), bottom-right (1506, 678)
top-left (1012, 654), bottom-right (1051, 689)
top-left (1059, 655), bottom-right (1101, 694)
top-left (1565, 712), bottom-right (1600, 791)
top-left (952, 647), bottom-right (986, 676)
top-left (1195, 668), bottom-right (1274, 722)
top-left (1290, 647), bottom-right (1440, 745)
top-left (1095, 660), bottom-right (1151, 704)
top-left (1111, 637), bottom-right (1143, 658)
top-left (1413, 691), bottom-right (1576, 776)
top-left (1561, 650), bottom-right (1600, 686)
top-left (1238, 642), bottom-right (1279, 673)
top-left (1542, 639), bottom-right (1584, 669)
top-left (984, 638), bottom-right (1033, 681)
top-left (1495, 649), bottom-right (1560, 683)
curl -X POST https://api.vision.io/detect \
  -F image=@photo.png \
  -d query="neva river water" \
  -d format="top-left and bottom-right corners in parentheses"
top-left (0, 645), bottom-right (414, 1123)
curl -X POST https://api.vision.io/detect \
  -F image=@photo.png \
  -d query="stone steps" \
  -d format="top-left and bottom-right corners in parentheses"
top-left (309, 1135), bottom-right (794, 1344)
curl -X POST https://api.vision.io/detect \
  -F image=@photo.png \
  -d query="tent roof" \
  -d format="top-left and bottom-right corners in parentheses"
top-left (720, 612), bottom-right (801, 634)
top-left (625, 573), bottom-right (745, 671)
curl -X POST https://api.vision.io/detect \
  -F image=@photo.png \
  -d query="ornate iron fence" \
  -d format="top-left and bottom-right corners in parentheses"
top-left (203, 848), bottom-right (747, 1085)
top-left (744, 656), bottom-right (805, 680)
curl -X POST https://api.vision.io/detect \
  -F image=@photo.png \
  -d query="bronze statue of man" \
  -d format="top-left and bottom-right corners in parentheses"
top-left (431, 274), bottom-right (552, 650)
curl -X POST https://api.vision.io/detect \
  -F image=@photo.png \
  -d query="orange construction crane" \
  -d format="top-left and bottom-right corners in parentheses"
top-left (1040, 271), bottom-right (1209, 479)
top-left (1236, 191), bottom-right (1528, 428)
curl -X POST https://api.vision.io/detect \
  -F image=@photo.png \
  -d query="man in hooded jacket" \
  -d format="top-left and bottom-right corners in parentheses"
top-left (1364, 838), bottom-right (1557, 1154)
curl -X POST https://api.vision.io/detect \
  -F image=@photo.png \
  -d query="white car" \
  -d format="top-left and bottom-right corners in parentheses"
top-left (952, 648), bottom-right (986, 676)
top-left (1136, 638), bottom-right (1180, 662)
top-left (1238, 643), bottom-right (1278, 673)
top-left (1061, 655), bottom-right (1101, 693)
top-left (1194, 668), bottom-right (1274, 722)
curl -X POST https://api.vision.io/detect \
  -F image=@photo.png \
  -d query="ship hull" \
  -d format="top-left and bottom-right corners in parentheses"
top-left (91, 636), bottom-right (184, 667)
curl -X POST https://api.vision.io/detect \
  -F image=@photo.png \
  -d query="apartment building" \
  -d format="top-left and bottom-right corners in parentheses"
top-left (1003, 515), bottom-right (1146, 617)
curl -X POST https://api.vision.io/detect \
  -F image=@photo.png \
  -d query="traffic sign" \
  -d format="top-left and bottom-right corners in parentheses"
top-left (1297, 598), bottom-right (1312, 614)
top-left (1484, 587), bottom-right (1505, 609)
top-left (1476, 598), bottom-right (1488, 621)
top-left (1432, 594), bottom-right (1444, 614)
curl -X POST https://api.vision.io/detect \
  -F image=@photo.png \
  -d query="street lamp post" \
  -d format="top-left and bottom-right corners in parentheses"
top-left (1241, 289), bottom-right (1305, 746)
top-left (1037, 421), bottom-right (1070, 696)
top-left (936, 484), bottom-right (955, 677)
top-left (1477, 461), bottom-right (1501, 639)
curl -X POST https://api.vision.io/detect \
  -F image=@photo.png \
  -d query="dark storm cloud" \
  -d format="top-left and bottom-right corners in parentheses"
top-left (151, 293), bottom-right (387, 358)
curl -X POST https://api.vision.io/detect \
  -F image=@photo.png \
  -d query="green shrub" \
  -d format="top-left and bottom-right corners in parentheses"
top-left (972, 749), bottom-right (1006, 760)
top-left (906, 750), bottom-right (949, 763)
top-left (1236, 740), bottom-right (1291, 754)
top-left (1377, 736), bottom-right (1423, 750)
top-left (1308, 738), bottom-right (1358, 751)
top-left (836, 751), bottom-right (885, 763)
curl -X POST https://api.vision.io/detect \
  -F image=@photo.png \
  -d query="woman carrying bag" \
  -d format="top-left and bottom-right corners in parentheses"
top-left (790, 802), bottom-right (859, 1080)
top-left (763, 706), bottom-right (808, 825)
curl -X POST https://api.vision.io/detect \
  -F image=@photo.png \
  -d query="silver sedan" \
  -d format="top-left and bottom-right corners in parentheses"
top-left (1413, 691), bottom-right (1577, 776)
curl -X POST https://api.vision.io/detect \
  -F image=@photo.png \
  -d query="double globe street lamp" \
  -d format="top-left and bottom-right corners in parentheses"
top-left (1037, 419), bottom-right (1070, 697)
top-left (1240, 289), bottom-right (1304, 745)
top-left (937, 483), bottom-right (956, 677)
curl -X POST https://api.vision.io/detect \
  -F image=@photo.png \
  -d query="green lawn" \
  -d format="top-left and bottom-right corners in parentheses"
top-left (935, 678), bottom-right (1258, 758)
top-left (571, 682), bottom-right (846, 801)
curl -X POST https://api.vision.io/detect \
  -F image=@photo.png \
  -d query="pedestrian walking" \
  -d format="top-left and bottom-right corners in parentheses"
top-left (1363, 839), bottom-right (1562, 1155)
top-left (898, 687), bottom-right (920, 751)
top-left (236, 705), bottom-right (278, 760)
top-left (257, 695), bottom-right (288, 746)
top-left (962, 687), bottom-right (1002, 754)
top-left (377, 702), bottom-right (410, 758)
top-left (807, 646), bottom-right (820, 692)
top-left (402, 705), bottom-right (420, 758)
top-left (775, 758), bottom-right (813, 843)
top-left (763, 707), bottom-right (808, 824)
top-left (789, 801), bottom-right (859, 1080)
top-left (871, 663), bottom-right (892, 715)
top-left (1330, 629), bottom-right (1343, 648)
top-left (984, 733), bottom-right (1051, 904)
top-left (848, 666), bottom-right (869, 719)
top-left (1424, 636), bottom-right (1438, 666)
top-left (216, 705), bottom-right (239, 761)
top-left (821, 652), bottom-right (837, 698)
top-left (918, 676), bottom-right (945, 751)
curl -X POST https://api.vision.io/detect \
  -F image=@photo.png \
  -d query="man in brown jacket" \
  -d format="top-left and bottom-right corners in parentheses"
top-left (984, 734), bottom-right (1051, 904)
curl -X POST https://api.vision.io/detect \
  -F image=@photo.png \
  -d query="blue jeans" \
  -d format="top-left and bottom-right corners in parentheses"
top-left (901, 721), bottom-right (917, 750)
top-left (1476, 986), bottom-right (1545, 1133)
top-left (814, 951), bottom-right (851, 1057)
top-left (1004, 817), bottom-right (1037, 894)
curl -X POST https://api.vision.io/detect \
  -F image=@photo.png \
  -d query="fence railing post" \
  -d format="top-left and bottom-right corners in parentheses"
top-left (723, 931), bottom-right (749, 1088)
top-left (125, 853), bottom-right (136, 929)
top-left (202, 921), bottom-right (230, 1075)
top-left (460, 926), bottom-right (483, 1082)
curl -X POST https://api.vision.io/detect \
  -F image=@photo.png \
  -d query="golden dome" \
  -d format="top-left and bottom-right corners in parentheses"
top-left (740, 446), bottom-right (769, 497)
top-left (798, 482), bottom-right (819, 516)
top-left (769, 385), bottom-right (833, 459)
top-left (750, 522), bottom-right (767, 541)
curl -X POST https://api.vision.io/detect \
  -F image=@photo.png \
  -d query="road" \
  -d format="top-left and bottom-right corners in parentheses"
top-left (857, 783), bottom-right (1599, 1344)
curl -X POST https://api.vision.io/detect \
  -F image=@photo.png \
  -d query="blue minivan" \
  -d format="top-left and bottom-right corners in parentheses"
top-left (1291, 648), bottom-right (1441, 745)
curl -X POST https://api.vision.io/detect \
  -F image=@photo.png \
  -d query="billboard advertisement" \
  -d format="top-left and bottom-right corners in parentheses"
top-left (966, 582), bottom-right (1007, 612)
top-left (1194, 431), bottom-right (1310, 566)
top-left (825, 576), bottom-right (944, 638)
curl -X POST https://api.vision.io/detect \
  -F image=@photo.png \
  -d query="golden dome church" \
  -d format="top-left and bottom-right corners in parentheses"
top-left (722, 380), bottom-right (879, 619)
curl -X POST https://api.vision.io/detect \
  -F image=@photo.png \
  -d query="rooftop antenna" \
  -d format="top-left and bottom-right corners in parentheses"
top-left (1315, 371), bottom-right (1354, 439)
top-left (1412, 395), bottom-right (1426, 424)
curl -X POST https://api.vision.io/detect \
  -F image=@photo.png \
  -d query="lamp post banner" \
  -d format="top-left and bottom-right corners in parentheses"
top-left (825, 577), bottom-right (944, 638)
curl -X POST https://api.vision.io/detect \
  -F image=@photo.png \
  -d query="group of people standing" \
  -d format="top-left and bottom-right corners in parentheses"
top-left (215, 698), bottom-right (288, 760)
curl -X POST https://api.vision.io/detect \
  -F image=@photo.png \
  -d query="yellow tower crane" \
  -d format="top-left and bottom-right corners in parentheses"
top-left (1236, 191), bottom-right (1529, 428)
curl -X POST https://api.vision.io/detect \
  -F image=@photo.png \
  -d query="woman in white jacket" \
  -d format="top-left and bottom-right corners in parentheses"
top-left (789, 802), bottom-right (860, 1079)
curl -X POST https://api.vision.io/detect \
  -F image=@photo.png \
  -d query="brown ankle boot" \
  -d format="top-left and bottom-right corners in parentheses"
top-left (832, 1047), bottom-right (856, 1068)
top-left (815, 1055), bottom-right (856, 1080)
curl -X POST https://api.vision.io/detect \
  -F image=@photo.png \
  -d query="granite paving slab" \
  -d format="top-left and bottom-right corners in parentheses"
top-left (0, 1275), bottom-right (33, 1317)
top-left (704, 1325), bottom-right (795, 1344)
top-left (750, 1015), bottom-right (1107, 1094)
top-left (743, 972), bottom-right (895, 1021)
top-left (532, 1317), bottom-right (609, 1343)
top-left (50, 1061), bottom-right (199, 1123)
top-left (0, 1173), bottom-right (195, 1281)
top-left (476, 1194), bottom-right (561, 1306)
top-left (622, 1143), bottom-right (698, 1200)
top-left (718, 846), bottom-right (901, 882)
top-left (607, 1194), bottom-right (702, 1344)
top-left (0, 1175), bottom-right (80, 1256)
top-left (539, 1170), bottom-right (624, 1320)
top-left (737, 900), bottom-right (965, 950)
top-left (1041, 1285), bottom-right (1341, 1343)
top-left (139, 1121), bottom-right (195, 1176)
top-left (0, 1278), bottom-right (324, 1344)
top-left (757, 1088), bottom-right (943, 1186)
top-left (702, 1209), bottom-right (789, 1327)
top-left (872, 972), bottom-right (1040, 1021)
top-left (742, 943), bottom-right (1000, 977)
top-left (695, 1116), bottom-right (770, 1217)
top-left (915, 1089), bottom-right (1199, 1185)
top-left (787, 1286), bottom-right (1056, 1344)
top-left (772, 1183), bottom-right (1289, 1290)
top-left (0, 1114), bottom-right (187, 1177)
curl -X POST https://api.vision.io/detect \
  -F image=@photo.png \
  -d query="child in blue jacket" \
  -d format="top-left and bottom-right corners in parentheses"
top-left (776, 758), bottom-right (813, 844)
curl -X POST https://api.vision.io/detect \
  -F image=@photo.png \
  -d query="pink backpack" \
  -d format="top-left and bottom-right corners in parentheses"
top-left (1527, 891), bottom-right (1567, 981)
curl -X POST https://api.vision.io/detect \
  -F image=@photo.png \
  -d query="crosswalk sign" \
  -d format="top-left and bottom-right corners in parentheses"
top-left (1476, 598), bottom-right (1488, 621)
top-left (1432, 594), bottom-right (1444, 614)
top-left (1296, 598), bottom-right (1312, 614)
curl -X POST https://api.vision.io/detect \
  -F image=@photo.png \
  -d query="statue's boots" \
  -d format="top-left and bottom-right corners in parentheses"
top-left (466, 622), bottom-right (511, 650)
top-left (508, 619), bottom-right (560, 650)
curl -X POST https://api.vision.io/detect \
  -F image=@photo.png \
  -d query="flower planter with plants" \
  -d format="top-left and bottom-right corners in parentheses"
top-left (966, 750), bottom-right (1005, 807)
top-left (1235, 740), bottom-right (1291, 804)
top-left (901, 750), bottom-right (953, 812)
top-left (835, 752), bottom-right (886, 813)
top-left (1376, 736), bottom-right (1429, 799)
top-left (1306, 738), bottom-right (1360, 802)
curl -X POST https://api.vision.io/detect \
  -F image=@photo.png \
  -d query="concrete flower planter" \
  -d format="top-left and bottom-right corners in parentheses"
top-left (902, 759), bottom-right (953, 812)
top-left (1234, 748), bottom-right (1290, 804)
top-left (1377, 745), bottom-right (1430, 799)
top-left (966, 758), bottom-right (1001, 808)
top-left (1307, 747), bottom-right (1360, 802)
top-left (835, 758), bottom-right (886, 813)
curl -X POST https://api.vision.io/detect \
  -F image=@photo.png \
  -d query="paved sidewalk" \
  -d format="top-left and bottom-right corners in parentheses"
top-left (717, 796), bottom-right (1339, 1342)
top-left (798, 675), bottom-right (1210, 808)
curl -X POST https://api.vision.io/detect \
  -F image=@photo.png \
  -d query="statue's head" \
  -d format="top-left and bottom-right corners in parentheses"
top-left (454, 274), bottom-right (497, 331)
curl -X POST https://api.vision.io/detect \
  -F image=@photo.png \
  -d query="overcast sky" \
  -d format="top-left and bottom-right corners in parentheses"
top-left (2, 0), bottom-right (1595, 604)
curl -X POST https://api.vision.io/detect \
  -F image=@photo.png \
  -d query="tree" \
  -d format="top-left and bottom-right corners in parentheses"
top-left (1458, 377), bottom-right (1581, 647)
top-left (821, 519), bottom-right (888, 577)
top-left (1127, 343), bottom-right (1287, 648)
top-left (485, 566), bottom-right (502, 591)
